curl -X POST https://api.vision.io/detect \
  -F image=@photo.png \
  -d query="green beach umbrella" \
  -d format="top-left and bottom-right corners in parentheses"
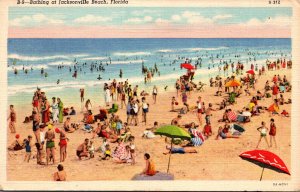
top-left (154, 125), bottom-right (191, 173)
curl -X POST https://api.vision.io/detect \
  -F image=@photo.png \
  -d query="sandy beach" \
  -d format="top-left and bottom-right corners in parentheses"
top-left (7, 67), bottom-right (291, 181)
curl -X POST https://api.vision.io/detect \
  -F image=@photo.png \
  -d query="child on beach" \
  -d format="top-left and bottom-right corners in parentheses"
top-left (128, 136), bottom-right (136, 165)
top-left (269, 118), bottom-right (277, 148)
top-left (24, 135), bottom-right (33, 162)
top-left (88, 140), bottom-right (95, 158)
top-left (101, 144), bottom-right (111, 160)
top-left (256, 121), bottom-right (270, 148)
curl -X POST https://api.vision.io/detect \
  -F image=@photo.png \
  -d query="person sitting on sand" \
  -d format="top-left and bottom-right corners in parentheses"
top-left (141, 153), bottom-right (156, 176)
top-left (69, 107), bottom-right (76, 115)
top-left (114, 145), bottom-right (133, 164)
top-left (63, 117), bottom-right (75, 133)
top-left (215, 125), bottom-right (239, 140)
top-left (163, 145), bottom-right (197, 155)
top-left (171, 115), bottom-right (182, 126)
top-left (112, 138), bottom-right (126, 161)
top-left (7, 134), bottom-right (24, 151)
top-left (100, 144), bottom-right (112, 160)
top-left (188, 122), bottom-right (205, 146)
top-left (76, 138), bottom-right (89, 160)
top-left (53, 164), bottom-right (66, 181)
top-left (218, 110), bottom-right (229, 123)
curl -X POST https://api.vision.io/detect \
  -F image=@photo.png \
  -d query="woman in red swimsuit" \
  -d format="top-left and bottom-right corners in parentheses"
top-left (272, 82), bottom-right (279, 99)
top-left (269, 118), bottom-right (277, 148)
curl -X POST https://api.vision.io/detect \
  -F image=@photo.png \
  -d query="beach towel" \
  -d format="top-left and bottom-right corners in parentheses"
top-left (227, 111), bottom-right (237, 121)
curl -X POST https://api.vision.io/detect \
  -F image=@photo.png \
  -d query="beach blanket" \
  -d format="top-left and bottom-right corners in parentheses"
top-left (227, 111), bottom-right (237, 121)
top-left (190, 129), bottom-right (205, 146)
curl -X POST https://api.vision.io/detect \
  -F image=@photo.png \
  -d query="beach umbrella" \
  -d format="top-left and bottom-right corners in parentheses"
top-left (180, 63), bottom-right (195, 70)
top-left (246, 69), bottom-right (255, 75)
top-left (240, 150), bottom-right (290, 181)
top-left (225, 79), bottom-right (241, 87)
top-left (154, 125), bottom-right (191, 173)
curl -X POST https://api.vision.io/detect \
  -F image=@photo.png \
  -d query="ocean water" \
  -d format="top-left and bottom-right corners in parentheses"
top-left (7, 38), bottom-right (291, 108)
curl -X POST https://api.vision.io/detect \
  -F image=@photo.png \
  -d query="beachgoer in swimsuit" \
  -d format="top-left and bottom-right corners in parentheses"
top-left (7, 105), bottom-right (16, 133)
top-left (256, 121), bottom-right (270, 148)
top-left (269, 118), bottom-right (277, 148)
top-left (76, 138), bottom-right (89, 160)
top-left (141, 153), bottom-right (156, 176)
top-left (53, 164), bottom-right (66, 181)
top-left (45, 125), bottom-right (56, 165)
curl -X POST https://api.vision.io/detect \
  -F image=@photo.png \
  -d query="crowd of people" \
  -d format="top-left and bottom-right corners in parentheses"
top-left (7, 56), bottom-right (292, 181)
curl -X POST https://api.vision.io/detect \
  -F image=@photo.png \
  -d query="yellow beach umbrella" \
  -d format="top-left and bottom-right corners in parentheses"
top-left (225, 79), bottom-right (241, 87)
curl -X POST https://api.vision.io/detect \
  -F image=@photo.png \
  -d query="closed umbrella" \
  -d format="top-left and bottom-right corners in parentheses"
top-left (240, 150), bottom-right (290, 181)
top-left (154, 125), bottom-right (191, 173)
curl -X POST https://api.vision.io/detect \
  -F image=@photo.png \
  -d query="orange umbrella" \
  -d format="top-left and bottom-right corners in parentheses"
top-left (225, 79), bottom-right (241, 87)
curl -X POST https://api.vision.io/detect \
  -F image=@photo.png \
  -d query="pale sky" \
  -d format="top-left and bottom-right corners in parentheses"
top-left (8, 7), bottom-right (292, 38)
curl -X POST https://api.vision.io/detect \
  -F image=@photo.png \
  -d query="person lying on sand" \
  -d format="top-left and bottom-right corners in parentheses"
top-left (163, 145), bottom-right (197, 155)
top-left (142, 121), bottom-right (159, 139)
